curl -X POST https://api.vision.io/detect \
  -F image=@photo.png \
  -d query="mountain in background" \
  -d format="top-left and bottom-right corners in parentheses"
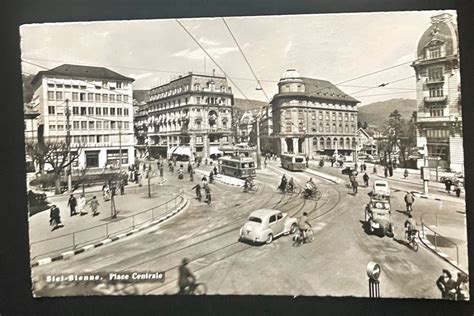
top-left (358, 98), bottom-right (416, 129)
top-left (233, 98), bottom-right (268, 112)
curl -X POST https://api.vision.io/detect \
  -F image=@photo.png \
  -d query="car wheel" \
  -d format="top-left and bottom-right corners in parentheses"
top-left (290, 223), bottom-right (297, 234)
top-left (265, 233), bottom-right (273, 244)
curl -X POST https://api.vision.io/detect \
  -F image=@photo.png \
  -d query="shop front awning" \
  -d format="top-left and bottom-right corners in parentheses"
top-left (173, 146), bottom-right (192, 157)
top-left (167, 146), bottom-right (177, 156)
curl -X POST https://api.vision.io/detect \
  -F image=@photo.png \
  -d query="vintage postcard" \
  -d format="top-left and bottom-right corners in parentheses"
top-left (21, 10), bottom-right (468, 299)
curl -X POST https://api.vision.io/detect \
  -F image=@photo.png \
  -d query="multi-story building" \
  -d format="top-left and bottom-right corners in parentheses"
top-left (145, 71), bottom-right (234, 160)
top-left (411, 13), bottom-right (462, 171)
top-left (31, 64), bottom-right (135, 169)
top-left (236, 109), bottom-right (258, 144)
top-left (271, 69), bottom-right (359, 156)
top-left (133, 90), bottom-right (151, 158)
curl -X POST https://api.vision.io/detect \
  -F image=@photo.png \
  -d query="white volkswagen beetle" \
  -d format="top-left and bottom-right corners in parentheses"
top-left (239, 209), bottom-right (298, 244)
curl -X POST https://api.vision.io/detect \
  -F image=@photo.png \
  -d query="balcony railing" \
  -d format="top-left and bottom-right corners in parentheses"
top-left (417, 116), bottom-right (450, 123)
top-left (424, 96), bottom-right (447, 103)
top-left (426, 77), bottom-right (444, 84)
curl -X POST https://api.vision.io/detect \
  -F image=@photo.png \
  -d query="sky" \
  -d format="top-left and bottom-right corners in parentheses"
top-left (20, 10), bottom-right (457, 106)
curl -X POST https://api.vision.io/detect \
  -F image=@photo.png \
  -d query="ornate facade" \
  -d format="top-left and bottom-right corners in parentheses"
top-left (271, 69), bottom-right (359, 156)
top-left (143, 72), bottom-right (234, 160)
top-left (411, 13), bottom-right (463, 171)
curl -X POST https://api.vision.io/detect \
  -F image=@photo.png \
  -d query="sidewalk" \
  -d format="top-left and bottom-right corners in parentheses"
top-left (29, 183), bottom-right (181, 261)
top-left (418, 212), bottom-right (469, 273)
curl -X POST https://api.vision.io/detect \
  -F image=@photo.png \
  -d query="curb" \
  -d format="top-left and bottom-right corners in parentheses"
top-left (195, 169), bottom-right (244, 187)
top-left (418, 229), bottom-right (468, 276)
top-left (304, 168), bottom-right (343, 184)
top-left (31, 197), bottom-right (188, 267)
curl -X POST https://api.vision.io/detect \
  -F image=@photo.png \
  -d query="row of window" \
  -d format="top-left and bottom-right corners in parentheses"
top-left (426, 129), bottom-right (449, 139)
top-left (282, 100), bottom-right (355, 109)
top-left (149, 96), bottom-right (230, 112)
top-left (150, 82), bottom-right (229, 101)
top-left (48, 121), bottom-right (130, 131)
top-left (285, 110), bottom-right (355, 122)
top-left (428, 85), bottom-right (444, 97)
top-left (48, 106), bottom-right (130, 116)
top-left (285, 120), bottom-right (356, 134)
top-left (72, 135), bottom-right (111, 144)
top-left (47, 91), bottom-right (129, 103)
top-left (47, 81), bottom-right (128, 90)
top-left (311, 137), bottom-right (357, 149)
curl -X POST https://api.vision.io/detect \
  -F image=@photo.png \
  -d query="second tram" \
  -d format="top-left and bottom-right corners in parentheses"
top-left (218, 156), bottom-right (256, 179)
top-left (280, 153), bottom-right (306, 171)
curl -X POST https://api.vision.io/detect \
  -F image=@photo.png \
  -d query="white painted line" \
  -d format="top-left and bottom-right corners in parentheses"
top-left (61, 251), bottom-right (75, 258)
top-left (130, 229), bottom-right (139, 233)
top-left (116, 233), bottom-right (127, 239)
top-left (83, 245), bottom-right (94, 251)
top-left (102, 239), bottom-right (112, 244)
top-left (37, 258), bottom-right (52, 265)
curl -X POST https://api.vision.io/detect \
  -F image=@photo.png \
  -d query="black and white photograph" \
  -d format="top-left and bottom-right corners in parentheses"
top-left (20, 10), bottom-right (469, 299)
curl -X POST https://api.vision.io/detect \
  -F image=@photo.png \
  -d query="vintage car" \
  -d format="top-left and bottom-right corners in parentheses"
top-left (364, 195), bottom-right (394, 237)
top-left (373, 180), bottom-right (390, 197)
top-left (239, 209), bottom-right (298, 244)
top-left (341, 167), bottom-right (358, 176)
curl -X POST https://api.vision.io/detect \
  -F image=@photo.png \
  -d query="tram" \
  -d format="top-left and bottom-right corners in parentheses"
top-left (218, 156), bottom-right (256, 179)
top-left (280, 153), bottom-right (306, 171)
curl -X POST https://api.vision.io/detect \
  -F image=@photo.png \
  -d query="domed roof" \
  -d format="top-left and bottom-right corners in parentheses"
top-left (281, 69), bottom-right (301, 80)
top-left (417, 14), bottom-right (458, 58)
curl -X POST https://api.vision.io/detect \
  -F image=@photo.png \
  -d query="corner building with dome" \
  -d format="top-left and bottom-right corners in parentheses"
top-left (411, 13), bottom-right (463, 172)
top-left (271, 69), bottom-right (360, 157)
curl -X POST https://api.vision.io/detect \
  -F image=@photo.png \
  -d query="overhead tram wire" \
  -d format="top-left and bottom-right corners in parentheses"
top-left (221, 17), bottom-right (270, 103)
top-left (23, 58), bottom-right (418, 94)
top-left (350, 75), bottom-right (416, 96)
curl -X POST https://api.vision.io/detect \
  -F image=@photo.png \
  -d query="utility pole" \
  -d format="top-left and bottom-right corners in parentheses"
top-left (422, 143), bottom-right (429, 196)
top-left (65, 99), bottom-right (72, 193)
top-left (256, 114), bottom-right (261, 169)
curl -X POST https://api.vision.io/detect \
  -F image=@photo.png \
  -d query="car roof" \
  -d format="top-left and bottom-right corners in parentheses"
top-left (249, 209), bottom-right (281, 218)
top-left (374, 180), bottom-right (389, 186)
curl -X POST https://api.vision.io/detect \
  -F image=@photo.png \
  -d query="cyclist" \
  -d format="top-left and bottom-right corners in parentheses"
top-left (298, 212), bottom-right (312, 240)
top-left (404, 191), bottom-right (415, 215)
top-left (243, 177), bottom-right (254, 192)
top-left (287, 177), bottom-right (295, 193)
top-left (178, 258), bottom-right (196, 294)
top-left (404, 214), bottom-right (418, 242)
top-left (304, 178), bottom-right (316, 197)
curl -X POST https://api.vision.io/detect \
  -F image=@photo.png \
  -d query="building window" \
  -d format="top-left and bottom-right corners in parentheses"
top-left (95, 107), bottom-right (101, 115)
top-left (124, 122), bottom-right (129, 129)
top-left (72, 107), bottom-right (79, 115)
top-left (196, 97), bottom-right (201, 104)
top-left (96, 121), bottom-right (102, 129)
top-left (49, 124), bottom-right (56, 130)
top-left (338, 113), bottom-right (342, 121)
top-left (103, 107), bottom-right (108, 115)
top-left (96, 135), bottom-right (102, 143)
top-left (73, 136), bottom-right (80, 143)
top-left (427, 46), bottom-right (441, 59)
top-left (430, 107), bottom-right (444, 117)
top-left (124, 95), bottom-right (129, 103)
top-left (117, 108), bottom-right (123, 116)
top-left (110, 108), bottom-right (116, 116)
top-left (88, 121), bottom-right (95, 130)
top-left (57, 124), bottom-right (64, 130)
top-left (319, 112), bottom-right (323, 120)
top-left (95, 93), bottom-right (101, 102)
top-left (325, 112), bottom-right (329, 120)
top-left (87, 93), bottom-right (93, 101)
top-left (81, 135), bottom-right (87, 143)
top-left (110, 95), bottom-right (115, 103)
top-left (345, 114), bottom-right (348, 121)
top-left (103, 121), bottom-right (109, 129)
top-left (428, 67), bottom-right (443, 81)
top-left (88, 135), bottom-right (95, 143)
top-left (103, 94), bottom-right (108, 102)
top-left (73, 121), bottom-right (79, 129)
top-left (345, 125), bottom-right (349, 133)
top-left (111, 121), bottom-right (116, 129)
top-left (332, 113), bottom-right (336, 121)
top-left (72, 92), bottom-right (79, 101)
top-left (48, 106), bottom-right (55, 114)
top-left (332, 123), bottom-right (336, 133)
top-left (124, 108), bottom-right (129, 116)
top-left (103, 135), bottom-right (109, 142)
top-left (106, 149), bottom-right (128, 166)
top-left (80, 93), bottom-right (86, 101)
top-left (85, 151), bottom-right (99, 167)
top-left (325, 123), bottom-right (330, 133)
top-left (117, 95), bottom-right (122, 102)
top-left (55, 91), bottom-right (63, 100)
top-left (429, 85), bottom-right (444, 97)
top-left (351, 115), bottom-right (354, 122)
top-left (87, 107), bottom-right (93, 115)
top-left (81, 121), bottom-right (87, 130)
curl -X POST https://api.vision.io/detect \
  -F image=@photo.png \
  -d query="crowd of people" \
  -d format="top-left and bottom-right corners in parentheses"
top-left (436, 269), bottom-right (469, 300)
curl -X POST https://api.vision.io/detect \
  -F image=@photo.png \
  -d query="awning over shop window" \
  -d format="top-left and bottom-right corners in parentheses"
top-left (167, 146), bottom-right (177, 156)
top-left (209, 146), bottom-right (222, 155)
top-left (173, 146), bottom-right (192, 157)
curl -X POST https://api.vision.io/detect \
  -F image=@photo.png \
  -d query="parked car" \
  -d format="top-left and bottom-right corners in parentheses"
top-left (342, 167), bottom-right (357, 176)
top-left (239, 209), bottom-right (298, 244)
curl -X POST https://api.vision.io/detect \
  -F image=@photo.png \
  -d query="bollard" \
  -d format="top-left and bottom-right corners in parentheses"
top-left (367, 261), bottom-right (381, 298)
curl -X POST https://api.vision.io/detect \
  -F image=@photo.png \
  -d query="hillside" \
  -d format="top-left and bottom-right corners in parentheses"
top-left (358, 98), bottom-right (416, 128)
top-left (233, 98), bottom-right (268, 112)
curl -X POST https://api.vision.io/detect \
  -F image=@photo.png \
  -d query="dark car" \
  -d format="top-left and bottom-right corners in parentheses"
top-left (341, 167), bottom-right (357, 176)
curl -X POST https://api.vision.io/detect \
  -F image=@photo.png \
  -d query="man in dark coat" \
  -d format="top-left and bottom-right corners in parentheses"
top-left (49, 204), bottom-right (61, 230)
top-left (436, 269), bottom-right (456, 299)
top-left (363, 172), bottom-right (369, 187)
top-left (67, 194), bottom-right (77, 216)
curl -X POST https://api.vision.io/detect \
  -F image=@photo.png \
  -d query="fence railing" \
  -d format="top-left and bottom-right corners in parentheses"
top-left (420, 212), bottom-right (460, 266)
top-left (30, 189), bottom-right (185, 261)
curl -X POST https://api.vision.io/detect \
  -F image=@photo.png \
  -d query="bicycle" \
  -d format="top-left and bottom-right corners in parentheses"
top-left (183, 282), bottom-right (208, 295)
top-left (242, 183), bottom-right (258, 193)
top-left (405, 230), bottom-right (419, 252)
top-left (302, 189), bottom-right (322, 201)
top-left (293, 228), bottom-right (314, 247)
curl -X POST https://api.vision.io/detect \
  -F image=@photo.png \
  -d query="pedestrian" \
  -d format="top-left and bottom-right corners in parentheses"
top-left (128, 164), bottom-right (133, 181)
top-left (201, 176), bottom-right (208, 188)
top-left (67, 194), bottom-right (77, 216)
top-left (453, 179), bottom-right (461, 197)
top-left (305, 155), bottom-right (309, 168)
top-left (456, 273), bottom-right (469, 300)
top-left (134, 170), bottom-right (139, 183)
top-left (384, 167), bottom-right (388, 178)
top-left (191, 183), bottom-right (202, 201)
top-left (404, 168), bottom-right (409, 180)
top-left (360, 163), bottom-right (364, 173)
top-left (205, 185), bottom-right (211, 205)
top-left (213, 166), bottom-right (218, 176)
top-left (330, 158), bottom-right (334, 167)
top-left (190, 168), bottom-right (194, 182)
top-left (187, 163), bottom-right (192, 174)
top-left (436, 269), bottom-right (456, 300)
top-left (388, 165), bottom-right (393, 177)
top-left (209, 171), bottom-right (214, 184)
top-left (171, 164), bottom-right (174, 175)
top-left (363, 172), bottom-right (369, 187)
top-left (120, 180), bottom-right (125, 195)
top-left (160, 164), bottom-right (164, 177)
top-left (49, 204), bottom-right (62, 230)
top-left (352, 178), bottom-right (358, 194)
top-left (264, 157), bottom-right (267, 168)
top-left (373, 164), bottom-right (377, 174)
top-left (89, 196), bottom-right (99, 216)
top-left (78, 194), bottom-right (87, 215)
top-left (404, 191), bottom-right (415, 215)
top-left (354, 163), bottom-right (358, 172)
top-left (445, 178), bottom-right (452, 194)
top-left (138, 172), bottom-right (143, 186)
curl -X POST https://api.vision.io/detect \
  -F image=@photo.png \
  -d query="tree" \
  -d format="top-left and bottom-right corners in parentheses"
top-left (363, 121), bottom-right (369, 130)
top-left (27, 139), bottom-right (82, 194)
top-left (22, 74), bottom-right (35, 104)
